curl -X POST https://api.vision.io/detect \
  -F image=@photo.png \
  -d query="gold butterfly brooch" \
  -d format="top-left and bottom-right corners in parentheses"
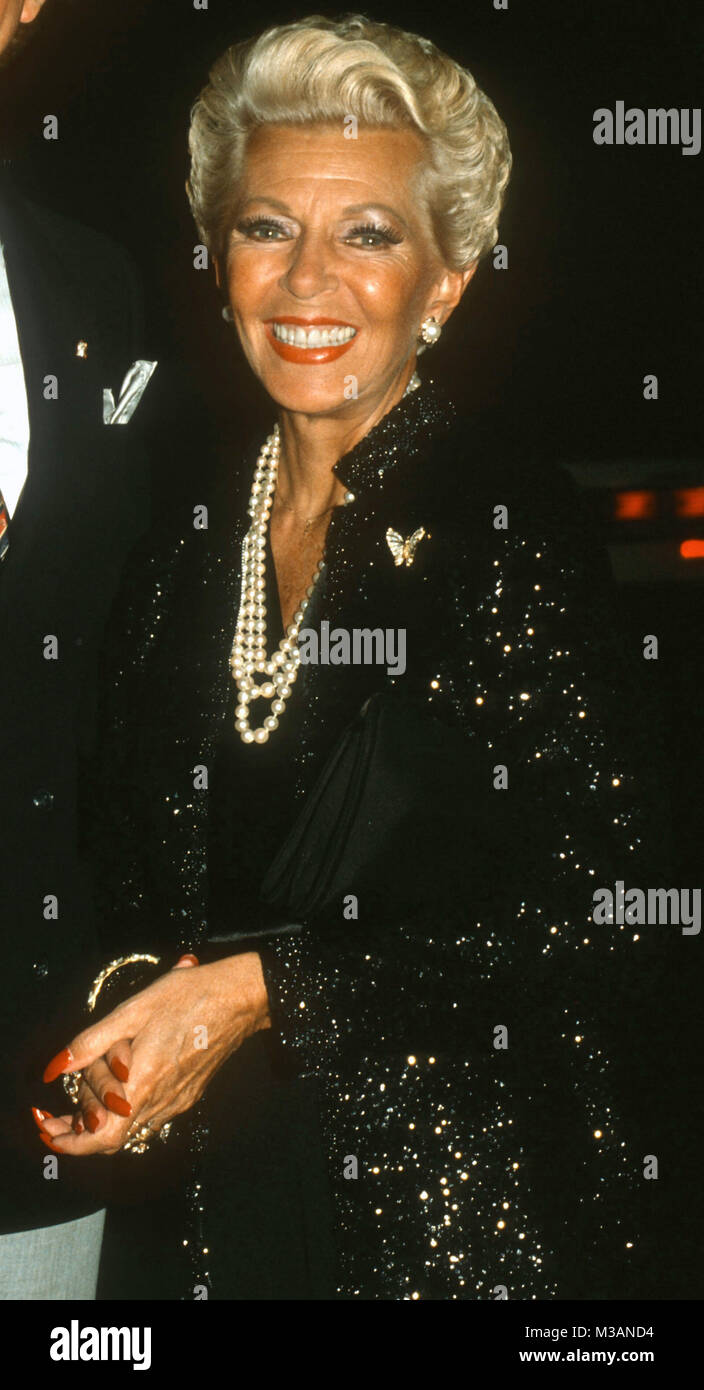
top-left (385, 526), bottom-right (427, 567)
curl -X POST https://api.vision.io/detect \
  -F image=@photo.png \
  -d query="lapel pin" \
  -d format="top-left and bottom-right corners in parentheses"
top-left (386, 526), bottom-right (427, 567)
top-left (75, 340), bottom-right (88, 358)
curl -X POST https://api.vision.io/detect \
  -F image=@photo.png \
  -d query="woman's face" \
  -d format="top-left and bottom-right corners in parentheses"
top-left (217, 123), bottom-right (474, 419)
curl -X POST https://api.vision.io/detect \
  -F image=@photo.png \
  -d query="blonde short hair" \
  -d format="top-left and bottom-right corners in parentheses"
top-left (187, 13), bottom-right (512, 272)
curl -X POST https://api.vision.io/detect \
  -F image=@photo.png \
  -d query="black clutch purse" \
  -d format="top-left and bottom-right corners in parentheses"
top-left (260, 688), bottom-right (488, 922)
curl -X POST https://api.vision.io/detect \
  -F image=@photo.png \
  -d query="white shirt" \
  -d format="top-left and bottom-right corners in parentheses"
top-left (0, 239), bottom-right (30, 517)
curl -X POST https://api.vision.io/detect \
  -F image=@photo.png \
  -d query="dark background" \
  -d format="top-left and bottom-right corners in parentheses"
top-left (1, 0), bottom-right (702, 460)
top-left (1, 0), bottom-right (701, 1298)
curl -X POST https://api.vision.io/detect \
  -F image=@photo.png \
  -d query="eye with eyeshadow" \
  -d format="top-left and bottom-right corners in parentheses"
top-left (235, 216), bottom-right (292, 240)
top-left (233, 216), bottom-right (403, 248)
top-left (343, 222), bottom-right (404, 248)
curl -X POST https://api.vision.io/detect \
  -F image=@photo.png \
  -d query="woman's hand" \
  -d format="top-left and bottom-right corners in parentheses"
top-left (36, 954), bottom-right (196, 1141)
top-left (32, 952), bottom-right (271, 1156)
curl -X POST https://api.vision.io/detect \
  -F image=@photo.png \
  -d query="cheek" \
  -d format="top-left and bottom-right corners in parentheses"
top-left (354, 262), bottom-right (427, 336)
top-left (226, 255), bottom-right (276, 322)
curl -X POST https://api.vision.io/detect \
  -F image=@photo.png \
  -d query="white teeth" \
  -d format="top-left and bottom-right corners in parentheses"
top-left (271, 322), bottom-right (356, 348)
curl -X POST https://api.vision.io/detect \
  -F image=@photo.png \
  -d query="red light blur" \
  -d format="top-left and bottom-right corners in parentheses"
top-left (614, 490), bottom-right (657, 520)
top-left (675, 488), bottom-right (704, 517)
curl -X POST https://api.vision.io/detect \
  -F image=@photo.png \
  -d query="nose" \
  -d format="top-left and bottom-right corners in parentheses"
top-left (279, 229), bottom-right (338, 300)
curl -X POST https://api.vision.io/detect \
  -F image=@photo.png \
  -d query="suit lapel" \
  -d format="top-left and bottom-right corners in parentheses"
top-left (0, 178), bottom-right (107, 582)
top-left (0, 184), bottom-right (102, 435)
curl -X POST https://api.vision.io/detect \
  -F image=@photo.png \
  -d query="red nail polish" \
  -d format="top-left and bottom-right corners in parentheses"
top-left (31, 1107), bottom-right (52, 1127)
top-left (72, 1115), bottom-right (84, 1134)
top-left (85, 1110), bottom-right (100, 1133)
top-left (110, 1058), bottom-right (129, 1083)
top-left (178, 953), bottom-right (199, 966)
top-left (104, 1092), bottom-right (131, 1118)
top-left (38, 1132), bottom-right (59, 1151)
top-left (43, 1047), bottom-right (73, 1084)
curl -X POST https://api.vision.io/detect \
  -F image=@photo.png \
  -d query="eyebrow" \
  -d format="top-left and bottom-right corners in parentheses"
top-left (237, 196), bottom-right (409, 233)
top-left (341, 202), bottom-right (409, 232)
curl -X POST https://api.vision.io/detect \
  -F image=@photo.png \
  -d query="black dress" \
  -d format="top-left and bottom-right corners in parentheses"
top-left (201, 539), bottom-right (338, 1299)
top-left (87, 375), bottom-right (675, 1300)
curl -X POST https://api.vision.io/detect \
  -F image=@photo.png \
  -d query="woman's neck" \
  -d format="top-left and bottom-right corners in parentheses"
top-left (275, 364), bottom-right (414, 517)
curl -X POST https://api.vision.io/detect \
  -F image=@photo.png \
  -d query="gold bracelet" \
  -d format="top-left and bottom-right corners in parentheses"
top-left (87, 953), bottom-right (161, 1012)
top-left (62, 954), bottom-right (163, 1154)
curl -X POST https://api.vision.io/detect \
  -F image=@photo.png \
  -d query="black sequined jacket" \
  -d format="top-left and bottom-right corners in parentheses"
top-left (86, 376), bottom-right (671, 1300)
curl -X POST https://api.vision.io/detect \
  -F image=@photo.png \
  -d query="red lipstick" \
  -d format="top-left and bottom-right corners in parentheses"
top-left (264, 316), bottom-right (358, 365)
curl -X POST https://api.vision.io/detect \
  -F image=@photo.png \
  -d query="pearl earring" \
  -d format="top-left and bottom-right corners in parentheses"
top-left (418, 316), bottom-right (442, 346)
top-left (222, 305), bottom-right (234, 323)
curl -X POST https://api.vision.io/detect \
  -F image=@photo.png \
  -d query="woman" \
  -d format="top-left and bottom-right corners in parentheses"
top-left (34, 14), bottom-right (668, 1299)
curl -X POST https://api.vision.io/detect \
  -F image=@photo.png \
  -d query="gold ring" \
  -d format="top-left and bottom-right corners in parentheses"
top-left (123, 1121), bottom-right (153, 1155)
top-left (62, 1071), bottom-right (82, 1106)
top-left (122, 1119), bottom-right (173, 1156)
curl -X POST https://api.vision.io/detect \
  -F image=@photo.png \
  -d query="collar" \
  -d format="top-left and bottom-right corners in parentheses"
top-left (331, 374), bottom-right (456, 497)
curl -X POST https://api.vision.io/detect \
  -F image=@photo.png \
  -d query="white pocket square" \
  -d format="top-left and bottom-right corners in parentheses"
top-left (103, 359), bottom-right (158, 425)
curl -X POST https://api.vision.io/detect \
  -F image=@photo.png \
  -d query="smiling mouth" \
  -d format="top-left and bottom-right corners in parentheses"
top-left (264, 317), bottom-right (359, 363)
top-left (271, 320), bottom-right (357, 347)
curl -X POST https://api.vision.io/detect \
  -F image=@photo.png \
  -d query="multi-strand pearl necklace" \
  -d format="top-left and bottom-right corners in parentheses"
top-left (229, 424), bottom-right (326, 744)
top-left (230, 370), bottom-right (421, 745)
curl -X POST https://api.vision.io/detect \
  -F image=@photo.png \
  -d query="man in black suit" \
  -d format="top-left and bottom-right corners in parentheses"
top-left (0, 0), bottom-right (153, 1296)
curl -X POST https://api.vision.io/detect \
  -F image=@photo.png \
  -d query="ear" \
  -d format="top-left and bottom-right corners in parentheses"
top-left (20, 0), bottom-right (47, 24)
top-left (425, 260), bottom-right (479, 327)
